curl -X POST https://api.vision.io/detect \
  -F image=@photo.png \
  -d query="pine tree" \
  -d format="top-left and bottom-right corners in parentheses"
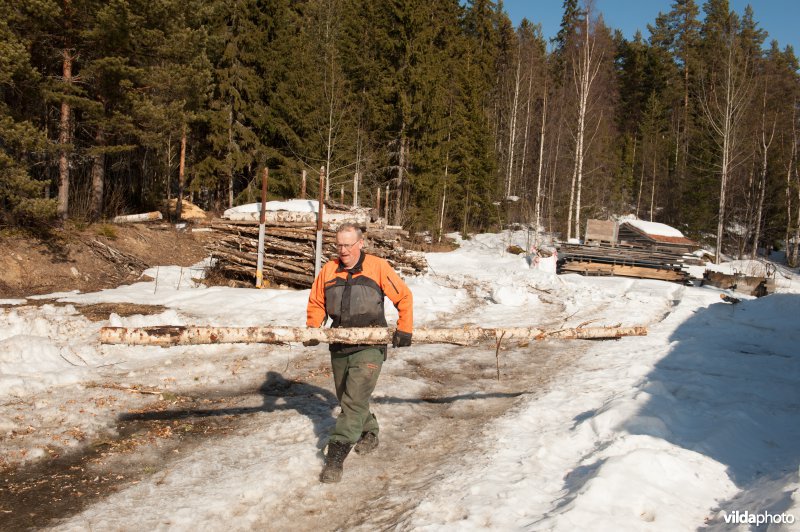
top-left (196, 0), bottom-right (268, 210)
top-left (0, 8), bottom-right (55, 226)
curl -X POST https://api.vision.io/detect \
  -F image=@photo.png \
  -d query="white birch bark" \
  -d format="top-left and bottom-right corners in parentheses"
top-left (519, 62), bottom-right (534, 204)
top-left (506, 55), bottom-right (522, 199)
top-left (752, 85), bottom-right (775, 258)
top-left (569, 12), bottom-right (603, 241)
top-left (785, 102), bottom-right (798, 265)
top-left (534, 83), bottom-right (547, 246)
top-left (100, 325), bottom-right (648, 347)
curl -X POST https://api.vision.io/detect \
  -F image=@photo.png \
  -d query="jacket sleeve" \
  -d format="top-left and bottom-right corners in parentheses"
top-left (379, 260), bottom-right (413, 334)
top-left (306, 263), bottom-right (330, 327)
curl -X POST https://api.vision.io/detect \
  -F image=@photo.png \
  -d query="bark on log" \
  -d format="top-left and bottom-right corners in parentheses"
top-left (113, 212), bottom-right (163, 223)
top-left (100, 325), bottom-right (647, 347)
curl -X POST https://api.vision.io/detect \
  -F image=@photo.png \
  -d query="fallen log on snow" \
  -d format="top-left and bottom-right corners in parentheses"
top-left (99, 325), bottom-right (647, 347)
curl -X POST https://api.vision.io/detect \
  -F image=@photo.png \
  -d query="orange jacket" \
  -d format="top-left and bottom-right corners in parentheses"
top-left (307, 253), bottom-right (413, 337)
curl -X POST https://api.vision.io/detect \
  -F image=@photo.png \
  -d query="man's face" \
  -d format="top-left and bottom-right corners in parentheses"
top-left (336, 229), bottom-right (363, 269)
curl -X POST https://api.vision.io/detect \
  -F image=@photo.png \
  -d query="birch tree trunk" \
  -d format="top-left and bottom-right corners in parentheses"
top-left (438, 123), bottom-right (451, 243)
top-left (519, 63), bottom-right (534, 207)
top-left (534, 84), bottom-right (547, 246)
top-left (700, 31), bottom-right (751, 264)
top-left (785, 103), bottom-right (798, 266)
top-left (505, 56), bottom-right (522, 199)
top-left (795, 172), bottom-right (800, 266)
top-left (752, 88), bottom-right (775, 258)
top-left (569, 12), bottom-right (603, 241)
top-left (548, 116), bottom-right (563, 234)
top-left (100, 325), bottom-right (648, 347)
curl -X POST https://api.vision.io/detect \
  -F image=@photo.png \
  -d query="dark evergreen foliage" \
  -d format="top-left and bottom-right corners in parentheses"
top-left (0, 0), bottom-right (798, 259)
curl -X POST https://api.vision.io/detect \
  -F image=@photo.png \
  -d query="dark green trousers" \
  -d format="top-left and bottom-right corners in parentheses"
top-left (329, 347), bottom-right (383, 444)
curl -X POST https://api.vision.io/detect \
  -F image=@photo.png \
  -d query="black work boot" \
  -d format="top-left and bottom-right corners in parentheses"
top-left (320, 441), bottom-right (353, 483)
top-left (354, 431), bottom-right (379, 455)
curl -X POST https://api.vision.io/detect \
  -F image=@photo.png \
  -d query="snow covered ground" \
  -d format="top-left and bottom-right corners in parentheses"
top-left (1, 232), bottom-right (799, 530)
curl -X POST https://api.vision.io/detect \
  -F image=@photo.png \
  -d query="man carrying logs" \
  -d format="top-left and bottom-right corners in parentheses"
top-left (306, 222), bottom-right (414, 483)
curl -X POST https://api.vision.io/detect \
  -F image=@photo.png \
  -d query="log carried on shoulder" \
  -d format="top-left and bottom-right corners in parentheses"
top-left (100, 325), bottom-right (647, 347)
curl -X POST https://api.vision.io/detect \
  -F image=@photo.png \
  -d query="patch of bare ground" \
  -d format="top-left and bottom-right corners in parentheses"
top-left (0, 222), bottom-right (215, 299)
top-left (76, 303), bottom-right (168, 322)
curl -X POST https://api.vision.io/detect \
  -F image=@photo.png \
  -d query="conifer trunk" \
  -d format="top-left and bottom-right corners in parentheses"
top-left (90, 128), bottom-right (105, 220)
top-left (57, 48), bottom-right (73, 220)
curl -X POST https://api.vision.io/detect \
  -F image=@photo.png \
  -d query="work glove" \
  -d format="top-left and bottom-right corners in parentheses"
top-left (392, 330), bottom-right (412, 348)
top-left (302, 338), bottom-right (320, 347)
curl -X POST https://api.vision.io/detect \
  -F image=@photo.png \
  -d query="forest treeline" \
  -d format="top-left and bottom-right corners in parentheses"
top-left (1, 0), bottom-right (798, 263)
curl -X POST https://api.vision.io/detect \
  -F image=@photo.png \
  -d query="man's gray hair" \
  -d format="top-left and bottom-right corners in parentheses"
top-left (336, 222), bottom-right (363, 239)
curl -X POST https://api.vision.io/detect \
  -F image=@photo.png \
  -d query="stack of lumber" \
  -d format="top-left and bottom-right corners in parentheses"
top-left (557, 243), bottom-right (690, 282)
top-left (207, 222), bottom-right (427, 288)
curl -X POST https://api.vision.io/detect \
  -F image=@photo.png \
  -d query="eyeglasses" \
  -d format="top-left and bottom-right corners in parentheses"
top-left (335, 240), bottom-right (361, 251)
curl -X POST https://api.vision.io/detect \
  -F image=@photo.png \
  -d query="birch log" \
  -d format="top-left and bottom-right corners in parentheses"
top-left (100, 325), bottom-right (647, 347)
top-left (112, 211), bottom-right (163, 223)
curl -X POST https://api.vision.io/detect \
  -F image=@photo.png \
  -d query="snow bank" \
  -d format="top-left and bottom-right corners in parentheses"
top-left (0, 305), bottom-right (100, 396)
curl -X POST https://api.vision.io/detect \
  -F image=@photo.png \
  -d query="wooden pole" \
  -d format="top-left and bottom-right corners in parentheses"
top-left (301, 169), bottom-right (306, 199)
top-left (314, 166), bottom-right (325, 277)
top-left (376, 187), bottom-right (381, 218)
top-left (176, 124), bottom-right (187, 222)
top-left (100, 325), bottom-right (647, 347)
top-left (353, 172), bottom-right (359, 207)
top-left (255, 167), bottom-right (269, 288)
top-left (384, 185), bottom-right (389, 224)
top-left (340, 185), bottom-right (344, 205)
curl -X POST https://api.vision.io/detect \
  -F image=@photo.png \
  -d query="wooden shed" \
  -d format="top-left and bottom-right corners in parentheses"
top-left (617, 220), bottom-right (699, 255)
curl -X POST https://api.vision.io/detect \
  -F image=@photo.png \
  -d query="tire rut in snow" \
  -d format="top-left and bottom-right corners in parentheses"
top-left (248, 340), bottom-right (588, 531)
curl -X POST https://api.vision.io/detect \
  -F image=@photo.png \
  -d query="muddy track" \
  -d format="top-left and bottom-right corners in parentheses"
top-left (0, 393), bottom-right (254, 531)
top-left (248, 337), bottom-right (588, 531)
top-left (0, 337), bottom-right (579, 532)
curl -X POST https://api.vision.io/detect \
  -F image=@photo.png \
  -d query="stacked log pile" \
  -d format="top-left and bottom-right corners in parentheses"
top-left (207, 222), bottom-right (428, 288)
top-left (557, 243), bottom-right (690, 283)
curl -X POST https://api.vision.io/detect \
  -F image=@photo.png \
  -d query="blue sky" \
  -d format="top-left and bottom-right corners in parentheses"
top-left (500, 0), bottom-right (799, 53)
